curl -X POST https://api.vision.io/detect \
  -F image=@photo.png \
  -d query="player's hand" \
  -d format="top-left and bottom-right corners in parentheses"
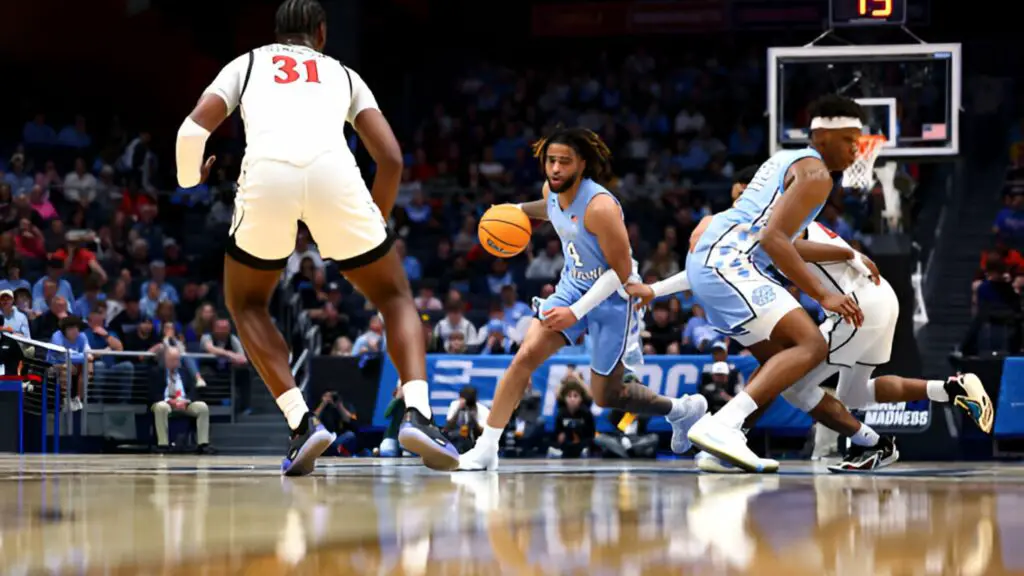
top-left (626, 283), bottom-right (656, 310)
top-left (861, 256), bottom-right (881, 285)
top-left (821, 293), bottom-right (864, 327)
top-left (199, 155), bottom-right (216, 185)
top-left (541, 307), bottom-right (578, 331)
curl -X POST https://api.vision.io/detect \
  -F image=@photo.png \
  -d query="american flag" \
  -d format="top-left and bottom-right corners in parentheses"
top-left (922, 123), bottom-right (947, 140)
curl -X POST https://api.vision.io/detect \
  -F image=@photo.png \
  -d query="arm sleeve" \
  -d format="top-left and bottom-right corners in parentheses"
top-left (345, 67), bottom-right (380, 125)
top-left (203, 54), bottom-right (250, 114)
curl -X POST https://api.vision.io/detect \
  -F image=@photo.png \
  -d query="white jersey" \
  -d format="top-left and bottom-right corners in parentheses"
top-left (203, 43), bottom-right (378, 168)
top-left (805, 222), bottom-right (866, 295)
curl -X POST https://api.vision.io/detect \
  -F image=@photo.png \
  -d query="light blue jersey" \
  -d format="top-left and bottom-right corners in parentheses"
top-left (692, 147), bottom-right (825, 273)
top-left (538, 178), bottom-right (642, 375)
top-left (686, 147), bottom-right (827, 342)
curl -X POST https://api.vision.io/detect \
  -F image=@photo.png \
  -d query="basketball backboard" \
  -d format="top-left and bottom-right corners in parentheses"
top-left (768, 43), bottom-right (961, 158)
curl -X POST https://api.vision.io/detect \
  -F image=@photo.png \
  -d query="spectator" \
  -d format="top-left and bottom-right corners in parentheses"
top-left (0, 289), bottom-right (30, 338)
top-left (57, 115), bottom-right (91, 150)
top-left (317, 391), bottom-right (360, 456)
top-left (22, 114), bottom-right (56, 149)
top-left (284, 227), bottom-right (323, 284)
top-left (499, 284), bottom-right (532, 326)
top-left (550, 378), bottom-right (595, 459)
top-left (352, 315), bottom-right (385, 355)
top-left (443, 385), bottom-right (489, 453)
top-left (110, 296), bottom-right (145, 338)
top-left (395, 238), bottom-right (421, 281)
top-left (330, 336), bottom-right (354, 356)
top-left (435, 298), bottom-right (478, 347)
top-left (525, 238), bottom-right (564, 281)
top-left (445, 330), bottom-right (469, 353)
top-left (73, 276), bottom-right (105, 319)
top-left (642, 302), bottom-right (681, 354)
top-left (83, 303), bottom-right (134, 401)
top-left (682, 304), bottom-right (721, 352)
top-left (485, 259), bottom-right (514, 296)
top-left (4, 154), bottom-right (34, 198)
top-left (48, 315), bottom-right (89, 411)
top-left (641, 241), bottom-right (681, 278)
top-left (502, 380), bottom-right (545, 457)
top-left (701, 341), bottom-right (744, 388)
top-left (13, 218), bottom-right (46, 261)
top-left (185, 303), bottom-right (217, 349)
top-left (34, 294), bottom-right (70, 340)
top-left (414, 282), bottom-right (443, 311)
top-left (149, 347), bottom-right (213, 454)
top-left (478, 319), bottom-right (519, 355)
top-left (56, 236), bottom-right (107, 284)
top-left (31, 257), bottom-right (75, 307)
top-left (64, 157), bottom-right (98, 205)
top-left (701, 361), bottom-right (737, 414)
top-left (317, 303), bottom-right (350, 355)
top-left (995, 191), bottom-right (1024, 249)
top-left (200, 318), bottom-right (250, 414)
top-left (27, 185), bottom-right (58, 221)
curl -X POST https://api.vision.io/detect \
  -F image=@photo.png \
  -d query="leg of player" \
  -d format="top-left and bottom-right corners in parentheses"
top-left (688, 308), bottom-right (827, 472)
top-left (223, 255), bottom-right (336, 477)
top-left (342, 246), bottom-right (460, 471)
top-left (867, 372), bottom-right (993, 433)
top-left (588, 362), bottom-right (707, 454)
top-left (458, 320), bottom-right (567, 471)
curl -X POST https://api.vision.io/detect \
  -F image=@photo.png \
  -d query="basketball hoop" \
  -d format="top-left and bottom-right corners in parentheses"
top-left (841, 134), bottom-right (887, 191)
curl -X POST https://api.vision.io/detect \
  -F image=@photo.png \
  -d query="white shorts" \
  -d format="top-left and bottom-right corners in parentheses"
top-left (821, 277), bottom-right (899, 368)
top-left (227, 151), bottom-right (392, 270)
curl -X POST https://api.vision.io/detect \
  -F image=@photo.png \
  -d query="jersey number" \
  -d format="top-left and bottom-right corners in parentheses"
top-left (273, 56), bottom-right (321, 84)
top-left (566, 241), bottom-right (584, 267)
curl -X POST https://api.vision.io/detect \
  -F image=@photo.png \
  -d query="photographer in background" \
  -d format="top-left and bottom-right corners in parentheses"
top-left (316, 390), bottom-right (360, 457)
top-left (503, 377), bottom-right (545, 457)
top-left (444, 385), bottom-right (489, 453)
top-left (701, 361), bottom-right (738, 414)
top-left (961, 260), bottom-right (1023, 354)
top-left (549, 378), bottom-right (595, 459)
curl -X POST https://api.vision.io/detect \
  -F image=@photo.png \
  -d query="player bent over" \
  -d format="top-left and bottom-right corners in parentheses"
top-left (175, 0), bottom-right (457, 476)
top-left (458, 127), bottom-right (707, 471)
top-left (629, 220), bottom-right (994, 472)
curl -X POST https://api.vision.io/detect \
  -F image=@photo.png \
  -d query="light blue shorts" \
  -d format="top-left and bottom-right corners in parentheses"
top-left (537, 282), bottom-right (640, 376)
top-left (685, 249), bottom-right (800, 346)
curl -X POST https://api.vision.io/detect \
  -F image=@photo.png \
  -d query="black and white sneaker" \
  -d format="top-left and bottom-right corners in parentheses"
top-left (827, 437), bottom-right (899, 474)
top-left (945, 373), bottom-right (994, 433)
top-left (281, 414), bottom-right (336, 477)
top-left (398, 409), bottom-right (460, 471)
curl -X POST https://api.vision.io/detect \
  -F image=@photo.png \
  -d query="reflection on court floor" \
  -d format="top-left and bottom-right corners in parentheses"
top-left (0, 456), bottom-right (1020, 575)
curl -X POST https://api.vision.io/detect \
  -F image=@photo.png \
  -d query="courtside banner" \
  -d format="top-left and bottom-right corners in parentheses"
top-left (373, 354), bottom-right (813, 433)
top-left (860, 401), bottom-right (932, 433)
top-left (995, 358), bottom-right (1024, 437)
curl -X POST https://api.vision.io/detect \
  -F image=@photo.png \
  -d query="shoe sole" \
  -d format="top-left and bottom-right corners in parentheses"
top-left (696, 453), bottom-right (779, 474)
top-left (282, 429), bottom-right (336, 477)
top-left (399, 427), bottom-right (460, 471)
top-left (688, 428), bottom-right (767, 473)
top-left (670, 396), bottom-right (708, 454)
top-left (957, 373), bottom-right (994, 434)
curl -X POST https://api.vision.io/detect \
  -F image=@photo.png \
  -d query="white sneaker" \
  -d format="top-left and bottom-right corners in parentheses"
top-left (696, 450), bottom-right (779, 474)
top-left (546, 446), bottom-right (563, 459)
top-left (458, 443), bottom-right (499, 471)
top-left (687, 414), bottom-right (770, 473)
top-left (70, 398), bottom-right (83, 412)
top-left (668, 394), bottom-right (708, 453)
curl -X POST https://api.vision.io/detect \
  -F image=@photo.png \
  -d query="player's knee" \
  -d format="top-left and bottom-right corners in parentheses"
top-left (509, 342), bottom-right (547, 373)
top-left (781, 382), bottom-right (825, 412)
top-left (799, 334), bottom-right (828, 365)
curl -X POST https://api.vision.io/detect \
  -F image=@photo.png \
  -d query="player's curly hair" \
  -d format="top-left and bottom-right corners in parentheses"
top-left (275, 0), bottom-right (327, 40)
top-left (807, 94), bottom-right (867, 124)
top-left (532, 126), bottom-right (614, 185)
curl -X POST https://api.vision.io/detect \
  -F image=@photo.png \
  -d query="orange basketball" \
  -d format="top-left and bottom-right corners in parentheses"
top-left (478, 204), bottom-right (532, 258)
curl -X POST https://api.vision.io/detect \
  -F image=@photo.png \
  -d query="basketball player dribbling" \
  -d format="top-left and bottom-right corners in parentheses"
top-left (632, 220), bottom-right (994, 472)
top-left (458, 127), bottom-right (707, 471)
top-left (174, 0), bottom-right (458, 476)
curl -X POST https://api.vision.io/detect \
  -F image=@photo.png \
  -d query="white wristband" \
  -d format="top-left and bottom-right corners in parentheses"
top-left (569, 269), bottom-right (623, 320)
top-left (515, 203), bottom-right (524, 211)
top-left (175, 117), bottom-right (211, 188)
top-left (650, 272), bottom-right (691, 298)
top-left (849, 252), bottom-right (872, 277)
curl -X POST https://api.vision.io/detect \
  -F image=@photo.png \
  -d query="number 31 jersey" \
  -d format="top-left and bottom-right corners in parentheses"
top-left (203, 43), bottom-right (378, 168)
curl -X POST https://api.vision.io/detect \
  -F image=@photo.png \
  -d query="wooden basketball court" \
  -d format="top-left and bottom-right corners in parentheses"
top-left (0, 455), bottom-right (1020, 574)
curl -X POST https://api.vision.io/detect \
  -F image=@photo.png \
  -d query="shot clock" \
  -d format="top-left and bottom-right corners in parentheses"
top-left (829, 0), bottom-right (907, 26)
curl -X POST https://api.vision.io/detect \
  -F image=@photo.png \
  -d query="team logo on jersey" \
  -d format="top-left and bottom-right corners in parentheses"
top-left (751, 285), bottom-right (776, 307)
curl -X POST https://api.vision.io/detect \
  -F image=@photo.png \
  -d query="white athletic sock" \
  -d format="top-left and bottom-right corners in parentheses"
top-left (667, 396), bottom-right (690, 421)
top-left (850, 423), bottom-right (880, 447)
top-left (713, 391), bottom-right (759, 429)
top-left (926, 380), bottom-right (950, 402)
top-left (402, 380), bottom-right (432, 418)
top-left (276, 387), bottom-right (309, 431)
top-left (480, 424), bottom-right (504, 448)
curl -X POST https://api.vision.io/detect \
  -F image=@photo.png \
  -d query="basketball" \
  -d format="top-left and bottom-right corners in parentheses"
top-left (478, 204), bottom-right (532, 258)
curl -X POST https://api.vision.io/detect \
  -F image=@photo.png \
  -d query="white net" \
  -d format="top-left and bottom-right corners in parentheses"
top-left (841, 135), bottom-right (887, 191)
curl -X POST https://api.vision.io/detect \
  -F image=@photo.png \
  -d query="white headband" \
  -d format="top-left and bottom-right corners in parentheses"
top-left (810, 116), bottom-right (863, 130)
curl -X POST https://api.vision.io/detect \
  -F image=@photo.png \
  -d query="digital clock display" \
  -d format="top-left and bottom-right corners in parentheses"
top-left (829, 0), bottom-right (907, 26)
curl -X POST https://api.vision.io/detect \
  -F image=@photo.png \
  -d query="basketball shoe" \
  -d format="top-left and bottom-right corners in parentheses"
top-left (695, 450), bottom-right (780, 474)
top-left (458, 441), bottom-right (499, 471)
top-left (946, 373), bottom-right (993, 433)
top-left (828, 436), bottom-right (898, 473)
top-left (281, 413), bottom-right (336, 477)
top-left (687, 414), bottom-right (775, 473)
top-left (668, 394), bottom-right (709, 453)
top-left (398, 409), bottom-right (461, 471)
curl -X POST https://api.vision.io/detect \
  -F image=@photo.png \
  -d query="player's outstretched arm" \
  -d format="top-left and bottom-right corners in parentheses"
top-left (352, 109), bottom-right (403, 218)
top-left (176, 94), bottom-right (228, 188)
top-left (516, 181), bottom-right (552, 221)
top-left (792, 239), bottom-right (854, 263)
top-left (626, 271), bottom-right (692, 310)
top-left (762, 158), bottom-right (863, 325)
